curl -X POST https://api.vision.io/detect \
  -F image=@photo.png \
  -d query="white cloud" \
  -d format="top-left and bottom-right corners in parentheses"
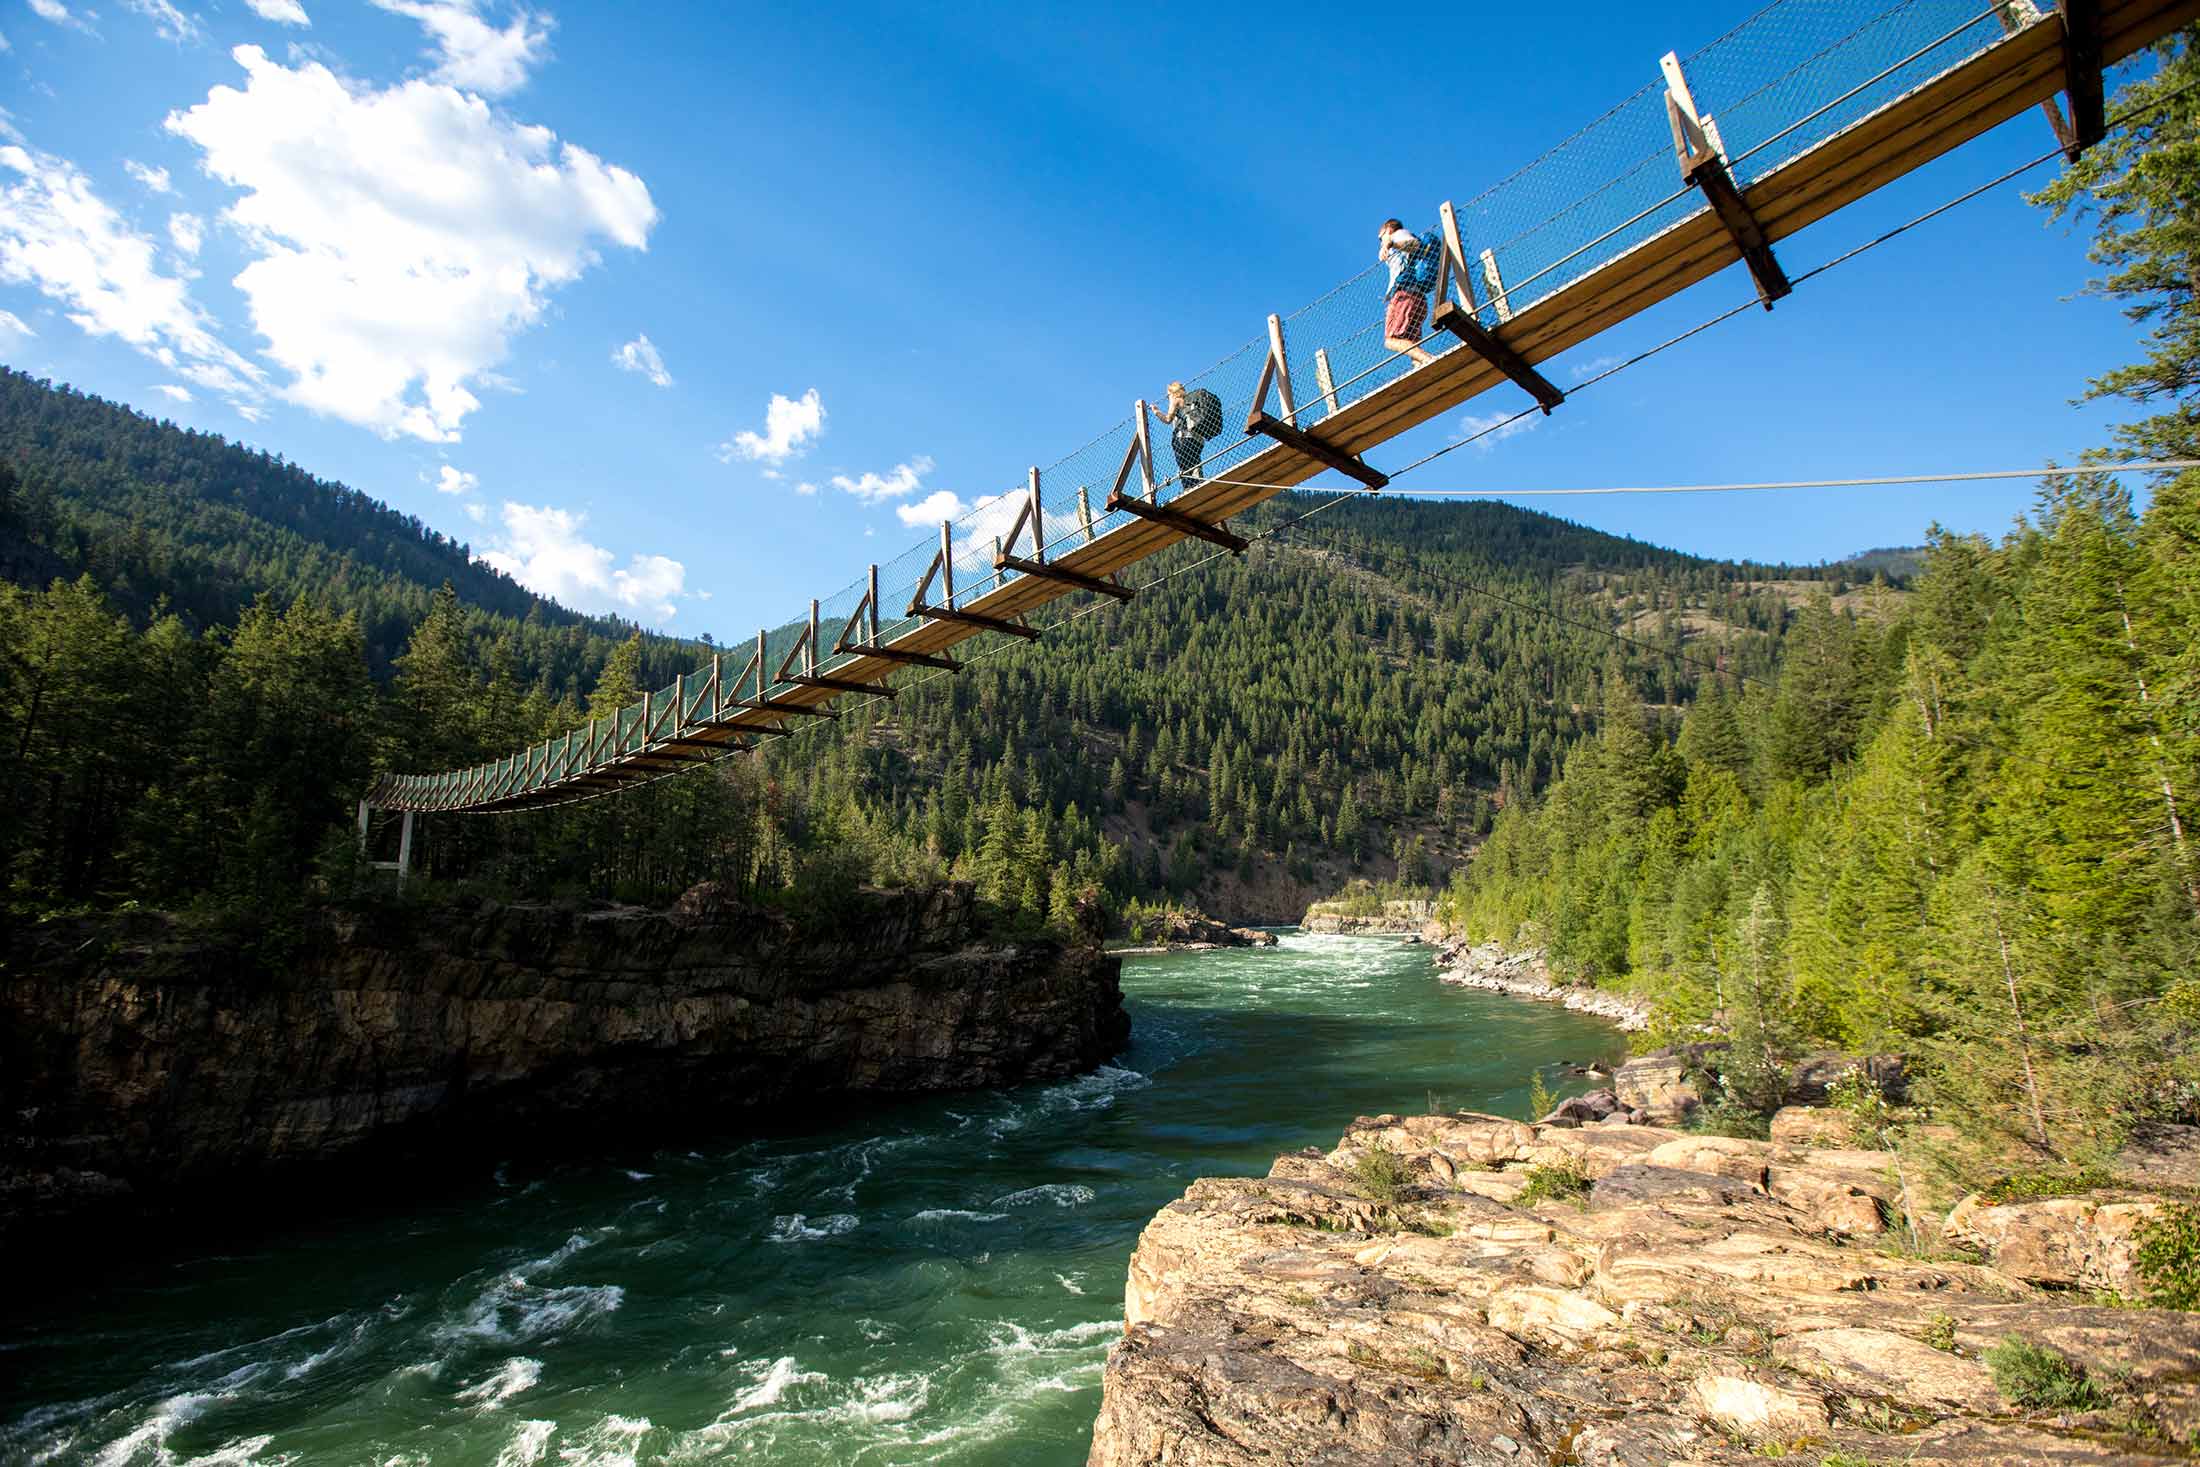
top-left (835, 455), bottom-right (934, 505)
top-left (0, 307), bottom-right (32, 339)
top-left (125, 160), bottom-right (173, 194)
top-left (370, 0), bottom-right (550, 96)
top-left (434, 463), bottom-right (476, 494)
top-left (244, 0), bottom-right (310, 23)
top-left (463, 499), bottom-right (485, 522)
top-left (1568, 353), bottom-right (1622, 382)
top-left (28, 0), bottom-right (94, 35)
top-left (720, 387), bottom-right (823, 466)
top-left (153, 382), bottom-right (192, 400)
top-left (0, 139), bottom-right (266, 412)
top-left (1455, 407), bottom-right (1541, 450)
top-left (894, 486), bottom-right (963, 527)
top-left (164, 44), bottom-right (656, 443)
top-left (794, 480), bottom-right (817, 496)
top-left (0, 25), bottom-right (12, 50)
top-left (124, 0), bottom-right (201, 44)
top-left (477, 500), bottom-right (689, 619)
top-left (610, 331), bottom-right (669, 387)
top-left (166, 211), bottom-right (202, 256)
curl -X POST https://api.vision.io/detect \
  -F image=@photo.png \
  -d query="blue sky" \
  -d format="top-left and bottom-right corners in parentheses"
top-left (0, 0), bottom-right (2156, 637)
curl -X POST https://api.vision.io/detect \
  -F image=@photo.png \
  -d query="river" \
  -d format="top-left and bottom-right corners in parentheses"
top-left (0, 931), bottom-right (1625, 1467)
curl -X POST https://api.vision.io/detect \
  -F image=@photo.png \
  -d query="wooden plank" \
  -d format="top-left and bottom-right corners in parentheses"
top-left (1314, 348), bottom-right (1338, 419)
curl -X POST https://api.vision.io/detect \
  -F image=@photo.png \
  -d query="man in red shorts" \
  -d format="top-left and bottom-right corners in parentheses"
top-left (1379, 218), bottom-right (1435, 367)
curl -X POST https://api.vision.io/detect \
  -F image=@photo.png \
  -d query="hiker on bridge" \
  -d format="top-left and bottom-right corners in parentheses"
top-left (1156, 380), bottom-right (1224, 490)
top-left (1379, 218), bottom-right (1437, 367)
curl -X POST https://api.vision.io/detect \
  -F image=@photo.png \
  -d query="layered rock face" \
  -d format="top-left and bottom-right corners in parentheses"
top-left (1091, 1109), bottom-right (2197, 1465)
top-left (0, 883), bottom-right (1126, 1242)
top-left (1301, 900), bottom-right (1433, 936)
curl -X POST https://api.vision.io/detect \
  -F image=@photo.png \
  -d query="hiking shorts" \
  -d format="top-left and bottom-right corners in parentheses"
top-left (1385, 290), bottom-right (1427, 342)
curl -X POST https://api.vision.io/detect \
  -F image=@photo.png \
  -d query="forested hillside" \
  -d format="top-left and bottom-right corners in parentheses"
top-left (1443, 37), bottom-right (2200, 1173)
top-left (0, 368), bottom-right (699, 689)
top-left (0, 371), bottom-right (1870, 922)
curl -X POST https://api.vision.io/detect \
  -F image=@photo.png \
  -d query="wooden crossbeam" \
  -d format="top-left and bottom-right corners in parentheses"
top-left (785, 673), bottom-right (898, 699)
top-left (1243, 411), bottom-right (1388, 490)
top-left (2060, 0), bottom-right (2104, 156)
top-left (696, 716), bottom-right (794, 737)
top-left (1104, 489), bottom-right (1250, 552)
top-left (837, 642), bottom-right (962, 670)
top-left (709, 698), bottom-right (837, 720)
top-left (909, 602), bottom-right (1041, 638)
top-left (1428, 302), bottom-right (1565, 412)
top-left (996, 554), bottom-right (1134, 601)
top-left (1666, 53), bottom-right (1790, 308)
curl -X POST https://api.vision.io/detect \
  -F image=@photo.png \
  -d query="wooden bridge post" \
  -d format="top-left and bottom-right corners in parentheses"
top-left (868, 564), bottom-right (881, 642)
top-left (1428, 197), bottom-right (1564, 414)
top-left (1313, 348), bottom-right (1338, 420)
top-left (1133, 402), bottom-right (1156, 502)
top-left (356, 799), bottom-right (370, 854)
top-left (395, 809), bottom-right (414, 886)
top-left (939, 519), bottom-right (956, 608)
top-left (1266, 314), bottom-right (1297, 426)
top-left (808, 600), bottom-right (820, 676)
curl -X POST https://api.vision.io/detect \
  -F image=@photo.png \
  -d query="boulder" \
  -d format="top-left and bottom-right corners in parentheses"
top-left (1612, 1054), bottom-right (1701, 1121)
top-left (1769, 1105), bottom-right (1854, 1147)
top-left (1533, 1087), bottom-right (1620, 1128)
top-left (1686, 1373), bottom-right (1831, 1440)
top-left (1779, 1328), bottom-right (1998, 1414)
top-left (1945, 1192), bottom-right (2165, 1294)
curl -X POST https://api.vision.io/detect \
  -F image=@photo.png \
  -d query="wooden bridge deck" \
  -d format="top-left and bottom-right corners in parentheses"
top-left (371, 0), bottom-right (2200, 813)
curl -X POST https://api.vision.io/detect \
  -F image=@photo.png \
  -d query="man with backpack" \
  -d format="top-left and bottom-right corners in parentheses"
top-left (1379, 217), bottom-right (1437, 367)
top-left (1157, 380), bottom-right (1225, 490)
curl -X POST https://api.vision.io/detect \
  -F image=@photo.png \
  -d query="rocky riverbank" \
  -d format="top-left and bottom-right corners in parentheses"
top-left (0, 882), bottom-right (1126, 1251)
top-left (1434, 939), bottom-right (1651, 1031)
top-left (1301, 898), bottom-right (1434, 937)
top-left (1116, 910), bottom-right (1279, 952)
top-left (1091, 1103), bottom-right (2200, 1465)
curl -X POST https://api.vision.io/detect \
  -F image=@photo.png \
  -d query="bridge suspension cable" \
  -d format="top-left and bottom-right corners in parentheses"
top-left (370, 0), bottom-right (2197, 816)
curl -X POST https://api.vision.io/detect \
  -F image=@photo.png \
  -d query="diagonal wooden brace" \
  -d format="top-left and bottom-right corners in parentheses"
top-left (1243, 412), bottom-right (1387, 490)
top-left (1105, 489), bottom-right (1250, 552)
top-left (1428, 301), bottom-right (1564, 412)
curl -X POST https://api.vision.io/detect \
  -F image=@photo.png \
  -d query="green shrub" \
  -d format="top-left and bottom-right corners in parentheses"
top-left (1526, 1068), bottom-right (1557, 1122)
top-left (1984, 1336), bottom-right (2108, 1411)
top-left (1352, 1142), bottom-right (1411, 1204)
top-left (1517, 1160), bottom-right (1593, 1207)
top-left (1978, 1168), bottom-right (2110, 1205)
top-left (1689, 1100), bottom-right (1772, 1140)
top-left (1924, 1312), bottom-right (1957, 1353)
top-left (2134, 1203), bottom-right (2200, 1311)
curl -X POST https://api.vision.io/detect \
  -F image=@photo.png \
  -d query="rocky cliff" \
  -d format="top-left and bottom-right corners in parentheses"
top-left (1301, 898), bottom-right (1434, 936)
top-left (0, 882), bottom-right (1126, 1247)
top-left (1091, 1107), bottom-right (2198, 1465)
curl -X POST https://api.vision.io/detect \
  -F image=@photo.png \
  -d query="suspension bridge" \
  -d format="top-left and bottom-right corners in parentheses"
top-left (362, 0), bottom-right (2195, 837)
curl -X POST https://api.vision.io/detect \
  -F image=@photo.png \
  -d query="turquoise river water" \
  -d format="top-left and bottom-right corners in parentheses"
top-left (0, 932), bottom-right (1625, 1466)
